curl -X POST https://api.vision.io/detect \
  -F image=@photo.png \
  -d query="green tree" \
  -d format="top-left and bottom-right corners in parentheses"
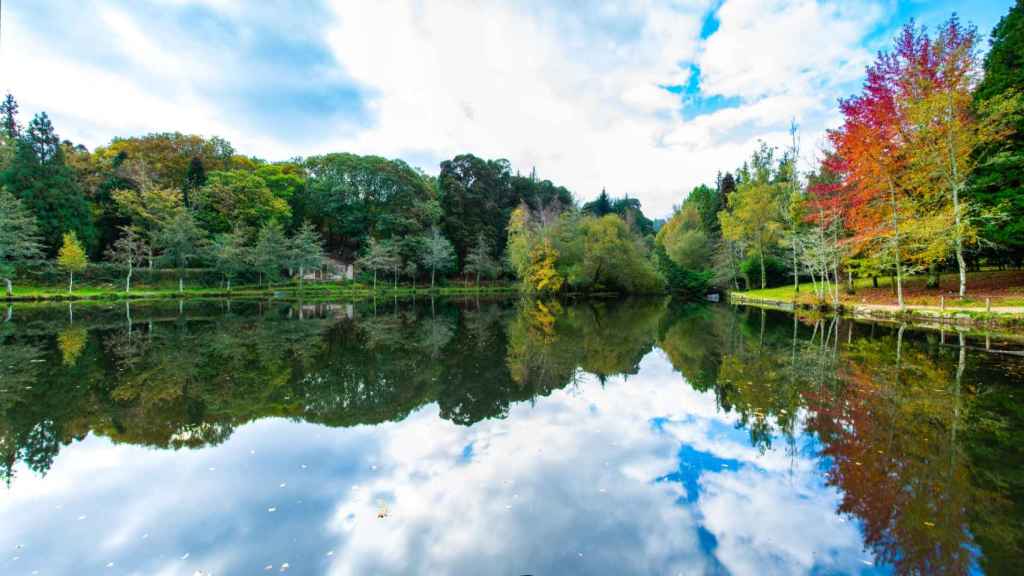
top-left (105, 225), bottom-right (148, 293)
top-left (438, 154), bottom-right (514, 265)
top-left (298, 153), bottom-right (437, 260)
top-left (464, 233), bottom-right (498, 287)
top-left (288, 221), bottom-right (325, 290)
top-left (253, 220), bottom-right (288, 286)
top-left (0, 187), bottom-right (43, 296)
top-left (971, 0), bottom-right (1024, 264)
top-left (0, 93), bottom-right (19, 138)
top-left (209, 227), bottom-right (250, 291)
top-left (357, 237), bottom-right (399, 291)
top-left (419, 227), bottom-right (456, 290)
top-left (720, 181), bottom-right (785, 289)
top-left (193, 170), bottom-right (291, 235)
top-left (0, 113), bottom-right (95, 253)
top-left (154, 212), bottom-right (207, 292)
top-left (57, 232), bottom-right (88, 294)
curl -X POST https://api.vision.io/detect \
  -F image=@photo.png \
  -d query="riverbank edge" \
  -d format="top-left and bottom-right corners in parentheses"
top-left (729, 292), bottom-right (1024, 333)
top-left (1, 283), bottom-right (522, 303)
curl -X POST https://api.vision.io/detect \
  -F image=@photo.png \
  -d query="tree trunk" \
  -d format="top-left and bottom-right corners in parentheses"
top-left (299, 266), bottom-right (305, 291)
top-left (179, 276), bottom-right (184, 293)
top-left (431, 266), bottom-right (436, 290)
top-left (3, 277), bottom-right (11, 298)
top-left (126, 265), bottom-right (132, 294)
top-left (872, 276), bottom-right (878, 288)
top-left (888, 181), bottom-right (904, 310)
top-left (759, 251), bottom-right (766, 290)
top-left (792, 243), bottom-right (799, 294)
top-left (227, 277), bottom-right (232, 291)
top-left (69, 271), bottom-right (74, 294)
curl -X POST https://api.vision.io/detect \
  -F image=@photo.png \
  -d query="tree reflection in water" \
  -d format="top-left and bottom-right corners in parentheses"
top-left (1, 298), bottom-right (1021, 573)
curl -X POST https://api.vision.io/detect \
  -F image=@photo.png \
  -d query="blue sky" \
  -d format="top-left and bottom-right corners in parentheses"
top-left (0, 0), bottom-right (1013, 216)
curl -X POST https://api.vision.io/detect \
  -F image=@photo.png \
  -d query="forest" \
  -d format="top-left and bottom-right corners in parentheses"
top-left (1, 5), bottom-right (1023, 301)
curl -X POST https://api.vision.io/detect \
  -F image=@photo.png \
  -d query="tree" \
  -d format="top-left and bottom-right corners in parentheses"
top-left (252, 220), bottom-right (289, 286)
top-left (154, 212), bottom-right (207, 292)
top-left (828, 24), bottom-right (930, 309)
top-left (0, 187), bottom-right (43, 296)
top-left (904, 17), bottom-right (1019, 297)
top-left (298, 153), bottom-right (437, 260)
top-left (57, 232), bottom-right (88, 294)
top-left (356, 237), bottom-right (399, 291)
top-left (0, 94), bottom-right (19, 138)
top-left (0, 113), bottom-right (95, 254)
top-left (526, 239), bottom-right (564, 295)
top-left (438, 154), bottom-right (514, 265)
top-left (208, 227), bottom-right (250, 291)
top-left (720, 181), bottom-right (784, 289)
top-left (193, 170), bottom-right (291, 235)
top-left (105, 225), bottom-right (148, 293)
top-left (183, 156), bottom-right (206, 209)
top-left (464, 233), bottom-right (498, 287)
top-left (971, 0), bottom-right (1024, 265)
top-left (288, 221), bottom-right (325, 290)
top-left (583, 188), bottom-right (613, 217)
top-left (420, 227), bottom-right (456, 290)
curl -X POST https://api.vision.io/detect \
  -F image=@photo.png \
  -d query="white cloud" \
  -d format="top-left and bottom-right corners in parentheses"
top-left (4, 0), bottom-right (894, 216)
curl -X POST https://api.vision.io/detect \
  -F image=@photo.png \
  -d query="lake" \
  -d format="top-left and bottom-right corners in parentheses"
top-left (1, 297), bottom-right (1021, 575)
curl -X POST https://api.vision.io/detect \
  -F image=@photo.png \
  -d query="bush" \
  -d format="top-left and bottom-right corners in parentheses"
top-left (740, 254), bottom-right (788, 289)
top-left (655, 244), bottom-right (712, 298)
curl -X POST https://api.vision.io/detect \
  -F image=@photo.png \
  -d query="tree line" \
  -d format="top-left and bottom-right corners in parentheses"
top-left (655, 6), bottom-right (1024, 304)
top-left (2, 5), bottom-right (1022, 299)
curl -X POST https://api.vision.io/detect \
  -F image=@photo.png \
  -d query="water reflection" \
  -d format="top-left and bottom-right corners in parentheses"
top-left (1, 299), bottom-right (1021, 574)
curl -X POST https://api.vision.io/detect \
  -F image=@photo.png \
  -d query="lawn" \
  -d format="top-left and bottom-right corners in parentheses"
top-left (737, 270), bottom-right (1024, 308)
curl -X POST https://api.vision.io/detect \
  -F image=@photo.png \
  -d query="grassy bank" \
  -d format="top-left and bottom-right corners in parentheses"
top-left (2, 281), bottom-right (520, 302)
top-left (730, 270), bottom-right (1024, 330)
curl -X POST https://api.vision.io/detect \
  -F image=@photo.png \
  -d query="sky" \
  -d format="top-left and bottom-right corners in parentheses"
top-left (0, 0), bottom-right (1014, 217)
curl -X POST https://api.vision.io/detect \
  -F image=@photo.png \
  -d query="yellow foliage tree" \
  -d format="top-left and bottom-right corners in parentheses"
top-left (57, 232), bottom-right (88, 294)
top-left (526, 239), bottom-right (564, 295)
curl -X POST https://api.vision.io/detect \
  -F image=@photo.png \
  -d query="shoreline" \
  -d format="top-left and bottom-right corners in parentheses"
top-left (729, 292), bottom-right (1024, 333)
top-left (1, 283), bottom-right (521, 303)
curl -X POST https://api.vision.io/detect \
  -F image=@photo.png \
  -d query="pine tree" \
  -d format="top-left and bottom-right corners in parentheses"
top-left (0, 94), bottom-right (20, 138)
top-left (0, 113), bottom-right (95, 253)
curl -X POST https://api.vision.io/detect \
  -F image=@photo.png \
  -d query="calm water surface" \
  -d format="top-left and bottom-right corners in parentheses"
top-left (1, 298), bottom-right (1021, 575)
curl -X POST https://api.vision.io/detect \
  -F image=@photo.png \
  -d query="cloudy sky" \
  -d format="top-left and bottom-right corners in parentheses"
top-left (0, 0), bottom-right (1013, 216)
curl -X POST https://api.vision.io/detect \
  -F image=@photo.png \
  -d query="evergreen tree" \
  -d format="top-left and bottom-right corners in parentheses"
top-left (209, 227), bottom-right (250, 291)
top-left (0, 187), bottom-right (44, 296)
top-left (288, 221), bottom-right (325, 290)
top-left (0, 113), bottom-right (95, 254)
top-left (583, 188), bottom-right (613, 217)
top-left (252, 220), bottom-right (289, 286)
top-left (0, 94), bottom-right (19, 138)
top-left (971, 0), bottom-right (1024, 264)
top-left (155, 211), bottom-right (207, 292)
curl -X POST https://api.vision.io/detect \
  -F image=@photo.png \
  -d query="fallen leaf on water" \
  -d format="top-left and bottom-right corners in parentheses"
top-left (280, 563), bottom-right (290, 572)
top-left (924, 521), bottom-right (935, 527)
top-left (267, 507), bottom-right (277, 513)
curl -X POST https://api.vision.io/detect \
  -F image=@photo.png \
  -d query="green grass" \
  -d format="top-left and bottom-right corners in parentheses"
top-left (735, 271), bottom-right (1024, 309)
top-left (3, 281), bottom-right (520, 302)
